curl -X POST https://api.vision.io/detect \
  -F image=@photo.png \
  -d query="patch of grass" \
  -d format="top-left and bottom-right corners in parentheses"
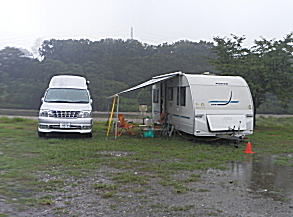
top-left (249, 117), bottom-right (293, 154)
top-left (133, 187), bottom-right (145, 193)
top-left (37, 179), bottom-right (65, 192)
top-left (273, 155), bottom-right (293, 167)
top-left (150, 203), bottom-right (168, 209)
top-left (92, 183), bottom-right (117, 191)
top-left (278, 197), bottom-right (291, 202)
top-left (109, 204), bottom-right (118, 210)
top-left (18, 198), bottom-right (38, 207)
top-left (170, 204), bottom-right (194, 211)
top-left (37, 195), bottom-right (55, 206)
top-left (38, 198), bottom-right (54, 206)
top-left (159, 179), bottom-right (190, 193)
top-left (112, 172), bottom-right (148, 185)
top-left (184, 174), bottom-right (201, 183)
top-left (198, 188), bottom-right (210, 192)
top-left (0, 117), bottom-right (31, 123)
top-left (207, 211), bottom-right (219, 216)
top-left (0, 117), bottom-right (292, 212)
top-left (102, 191), bottom-right (115, 198)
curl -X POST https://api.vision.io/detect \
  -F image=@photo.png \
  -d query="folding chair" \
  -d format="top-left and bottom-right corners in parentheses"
top-left (116, 114), bottom-right (134, 136)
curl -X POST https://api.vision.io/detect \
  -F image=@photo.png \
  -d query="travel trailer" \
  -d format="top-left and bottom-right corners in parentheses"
top-left (115, 71), bottom-right (254, 140)
top-left (38, 75), bottom-right (93, 137)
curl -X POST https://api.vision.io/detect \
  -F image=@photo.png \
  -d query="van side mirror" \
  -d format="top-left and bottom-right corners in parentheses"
top-left (41, 97), bottom-right (44, 102)
top-left (90, 99), bottom-right (93, 104)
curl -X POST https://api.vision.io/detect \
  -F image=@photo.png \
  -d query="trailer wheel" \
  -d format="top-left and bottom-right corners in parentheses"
top-left (234, 140), bottom-right (239, 148)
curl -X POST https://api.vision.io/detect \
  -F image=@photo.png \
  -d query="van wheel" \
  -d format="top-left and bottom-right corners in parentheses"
top-left (84, 133), bottom-right (92, 138)
top-left (38, 132), bottom-right (46, 138)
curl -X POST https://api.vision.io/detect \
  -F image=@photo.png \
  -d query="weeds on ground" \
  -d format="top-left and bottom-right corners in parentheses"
top-left (0, 117), bottom-right (292, 213)
top-left (249, 117), bottom-right (293, 154)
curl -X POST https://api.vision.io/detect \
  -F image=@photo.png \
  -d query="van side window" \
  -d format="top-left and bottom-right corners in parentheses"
top-left (153, 89), bottom-right (159, 103)
top-left (180, 87), bottom-right (186, 106)
top-left (168, 87), bottom-right (173, 101)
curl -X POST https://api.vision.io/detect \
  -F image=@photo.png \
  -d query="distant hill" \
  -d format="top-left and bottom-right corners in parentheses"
top-left (0, 39), bottom-right (216, 111)
top-left (0, 36), bottom-right (291, 113)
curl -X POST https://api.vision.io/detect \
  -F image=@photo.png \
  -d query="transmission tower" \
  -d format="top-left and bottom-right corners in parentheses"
top-left (130, 26), bottom-right (133, 40)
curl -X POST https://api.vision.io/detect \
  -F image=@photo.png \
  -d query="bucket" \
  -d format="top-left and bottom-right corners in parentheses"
top-left (143, 129), bottom-right (154, 138)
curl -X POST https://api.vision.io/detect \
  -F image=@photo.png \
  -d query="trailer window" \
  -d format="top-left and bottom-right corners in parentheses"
top-left (168, 87), bottom-right (173, 101)
top-left (153, 89), bottom-right (159, 103)
top-left (176, 87), bottom-right (179, 105)
top-left (180, 87), bottom-right (186, 106)
top-left (176, 87), bottom-right (186, 106)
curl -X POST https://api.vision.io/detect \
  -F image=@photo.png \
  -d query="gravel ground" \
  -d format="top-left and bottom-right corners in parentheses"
top-left (0, 114), bottom-right (292, 216)
top-left (2, 166), bottom-right (291, 217)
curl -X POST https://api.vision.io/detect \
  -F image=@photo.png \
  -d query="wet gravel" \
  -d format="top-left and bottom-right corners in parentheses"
top-left (1, 165), bottom-right (292, 217)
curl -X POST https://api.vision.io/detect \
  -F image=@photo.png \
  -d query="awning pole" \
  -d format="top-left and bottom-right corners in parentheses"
top-left (114, 95), bottom-right (120, 139)
top-left (151, 87), bottom-right (154, 120)
top-left (106, 96), bottom-right (116, 137)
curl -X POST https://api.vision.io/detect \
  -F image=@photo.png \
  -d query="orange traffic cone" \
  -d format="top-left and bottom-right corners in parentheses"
top-left (243, 142), bottom-right (255, 154)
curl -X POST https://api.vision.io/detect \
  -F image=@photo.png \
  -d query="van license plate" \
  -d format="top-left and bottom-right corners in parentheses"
top-left (60, 123), bottom-right (70, 128)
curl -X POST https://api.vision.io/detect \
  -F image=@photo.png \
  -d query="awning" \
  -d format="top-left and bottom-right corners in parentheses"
top-left (111, 71), bottom-right (182, 96)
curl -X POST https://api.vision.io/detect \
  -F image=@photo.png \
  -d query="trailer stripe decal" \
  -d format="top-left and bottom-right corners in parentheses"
top-left (172, 114), bottom-right (191, 119)
top-left (208, 91), bottom-right (239, 105)
top-left (208, 101), bottom-right (239, 103)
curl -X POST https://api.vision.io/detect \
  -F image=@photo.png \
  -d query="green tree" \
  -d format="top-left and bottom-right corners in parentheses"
top-left (211, 33), bottom-right (293, 110)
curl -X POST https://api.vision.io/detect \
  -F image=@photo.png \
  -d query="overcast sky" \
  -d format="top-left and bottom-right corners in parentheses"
top-left (0, 0), bottom-right (292, 52)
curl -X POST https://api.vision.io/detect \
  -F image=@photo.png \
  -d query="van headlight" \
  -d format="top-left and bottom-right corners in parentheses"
top-left (39, 110), bottom-right (48, 117)
top-left (77, 111), bottom-right (91, 118)
top-left (39, 110), bottom-right (54, 117)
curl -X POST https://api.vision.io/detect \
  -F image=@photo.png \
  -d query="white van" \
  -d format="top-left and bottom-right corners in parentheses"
top-left (38, 75), bottom-right (93, 137)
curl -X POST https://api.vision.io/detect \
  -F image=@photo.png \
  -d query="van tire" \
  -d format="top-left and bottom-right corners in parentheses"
top-left (38, 132), bottom-right (46, 138)
top-left (85, 133), bottom-right (92, 138)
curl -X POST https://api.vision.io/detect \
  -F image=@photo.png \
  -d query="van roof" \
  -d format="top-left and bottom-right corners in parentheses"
top-left (49, 75), bottom-right (87, 89)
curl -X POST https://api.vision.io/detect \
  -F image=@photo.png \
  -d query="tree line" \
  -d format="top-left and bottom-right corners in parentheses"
top-left (212, 33), bottom-right (293, 112)
top-left (0, 34), bottom-right (292, 113)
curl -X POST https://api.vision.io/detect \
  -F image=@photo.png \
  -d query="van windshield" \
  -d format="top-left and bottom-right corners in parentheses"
top-left (45, 88), bottom-right (90, 103)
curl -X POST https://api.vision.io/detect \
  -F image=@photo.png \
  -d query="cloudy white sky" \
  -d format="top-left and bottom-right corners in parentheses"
top-left (0, 0), bottom-right (292, 52)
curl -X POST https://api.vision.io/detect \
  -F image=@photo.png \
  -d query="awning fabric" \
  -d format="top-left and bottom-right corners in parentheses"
top-left (113, 71), bottom-right (182, 96)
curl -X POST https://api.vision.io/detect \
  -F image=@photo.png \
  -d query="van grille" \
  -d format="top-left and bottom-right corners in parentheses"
top-left (52, 111), bottom-right (80, 118)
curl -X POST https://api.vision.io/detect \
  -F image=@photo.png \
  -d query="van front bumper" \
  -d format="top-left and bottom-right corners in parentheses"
top-left (38, 117), bottom-right (93, 133)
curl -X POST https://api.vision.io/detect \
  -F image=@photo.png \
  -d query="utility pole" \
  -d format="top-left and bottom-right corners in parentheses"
top-left (130, 26), bottom-right (133, 40)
